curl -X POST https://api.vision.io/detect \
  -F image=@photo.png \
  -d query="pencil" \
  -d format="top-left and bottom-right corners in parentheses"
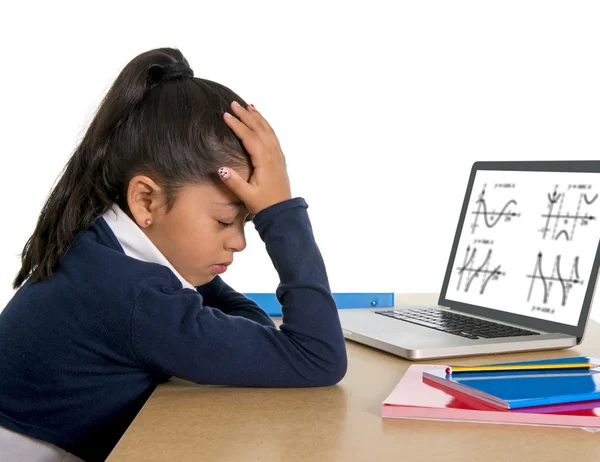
top-left (445, 362), bottom-right (598, 375)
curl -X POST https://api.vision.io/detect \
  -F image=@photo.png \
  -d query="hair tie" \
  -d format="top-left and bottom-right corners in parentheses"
top-left (148, 61), bottom-right (194, 86)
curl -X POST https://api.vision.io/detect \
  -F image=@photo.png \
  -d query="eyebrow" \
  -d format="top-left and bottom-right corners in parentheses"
top-left (214, 200), bottom-right (245, 207)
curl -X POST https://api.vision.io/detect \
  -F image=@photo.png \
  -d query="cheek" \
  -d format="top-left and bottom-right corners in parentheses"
top-left (176, 220), bottom-right (221, 257)
top-left (163, 216), bottom-right (205, 253)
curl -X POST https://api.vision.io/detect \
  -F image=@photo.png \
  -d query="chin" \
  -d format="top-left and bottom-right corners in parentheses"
top-left (193, 274), bottom-right (216, 287)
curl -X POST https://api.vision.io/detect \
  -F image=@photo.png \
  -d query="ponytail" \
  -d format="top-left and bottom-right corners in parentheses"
top-left (13, 47), bottom-right (250, 289)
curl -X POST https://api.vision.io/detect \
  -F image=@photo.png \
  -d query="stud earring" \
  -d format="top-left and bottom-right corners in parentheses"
top-left (144, 219), bottom-right (152, 226)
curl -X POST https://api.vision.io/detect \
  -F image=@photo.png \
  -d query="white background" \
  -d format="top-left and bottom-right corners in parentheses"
top-left (1, 1), bottom-right (599, 322)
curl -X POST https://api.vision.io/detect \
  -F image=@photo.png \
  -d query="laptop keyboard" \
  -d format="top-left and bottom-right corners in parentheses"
top-left (375, 307), bottom-right (540, 340)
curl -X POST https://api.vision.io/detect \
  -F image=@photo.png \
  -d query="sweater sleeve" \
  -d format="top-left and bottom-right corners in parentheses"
top-left (194, 276), bottom-right (275, 328)
top-left (130, 197), bottom-right (347, 387)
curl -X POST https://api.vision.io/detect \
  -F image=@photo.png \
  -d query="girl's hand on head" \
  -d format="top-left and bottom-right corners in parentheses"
top-left (219, 101), bottom-right (292, 215)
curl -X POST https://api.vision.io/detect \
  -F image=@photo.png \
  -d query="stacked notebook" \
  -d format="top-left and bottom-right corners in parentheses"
top-left (382, 356), bottom-right (600, 429)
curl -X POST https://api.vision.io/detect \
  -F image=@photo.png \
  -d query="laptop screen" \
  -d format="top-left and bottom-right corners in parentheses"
top-left (442, 164), bottom-right (600, 330)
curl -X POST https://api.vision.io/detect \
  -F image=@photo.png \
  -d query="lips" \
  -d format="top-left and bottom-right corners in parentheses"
top-left (211, 262), bottom-right (232, 275)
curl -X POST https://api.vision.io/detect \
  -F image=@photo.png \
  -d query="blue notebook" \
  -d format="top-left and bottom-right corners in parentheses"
top-left (422, 356), bottom-right (600, 410)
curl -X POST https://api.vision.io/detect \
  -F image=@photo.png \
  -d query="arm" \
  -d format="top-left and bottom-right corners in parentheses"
top-left (131, 198), bottom-right (347, 387)
top-left (195, 276), bottom-right (275, 328)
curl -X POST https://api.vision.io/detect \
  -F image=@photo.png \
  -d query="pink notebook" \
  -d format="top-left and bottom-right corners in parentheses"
top-left (382, 364), bottom-right (600, 429)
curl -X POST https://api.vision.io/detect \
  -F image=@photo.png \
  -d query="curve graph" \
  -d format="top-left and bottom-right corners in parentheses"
top-left (456, 246), bottom-right (505, 294)
top-left (540, 188), bottom-right (598, 241)
top-left (526, 252), bottom-right (584, 307)
top-left (471, 185), bottom-right (520, 234)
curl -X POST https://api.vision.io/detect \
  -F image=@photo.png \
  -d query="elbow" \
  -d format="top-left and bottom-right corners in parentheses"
top-left (314, 344), bottom-right (348, 387)
top-left (328, 351), bottom-right (348, 385)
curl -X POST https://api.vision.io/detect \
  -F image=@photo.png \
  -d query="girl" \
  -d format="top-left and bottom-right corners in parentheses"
top-left (0, 47), bottom-right (347, 462)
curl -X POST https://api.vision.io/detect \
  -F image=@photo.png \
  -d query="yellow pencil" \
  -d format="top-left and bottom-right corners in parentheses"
top-left (445, 362), bottom-right (597, 375)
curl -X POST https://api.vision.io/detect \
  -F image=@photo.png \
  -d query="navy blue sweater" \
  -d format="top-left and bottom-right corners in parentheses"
top-left (0, 198), bottom-right (347, 462)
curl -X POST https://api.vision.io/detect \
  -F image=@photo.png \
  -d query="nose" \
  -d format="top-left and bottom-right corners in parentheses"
top-left (226, 227), bottom-right (247, 253)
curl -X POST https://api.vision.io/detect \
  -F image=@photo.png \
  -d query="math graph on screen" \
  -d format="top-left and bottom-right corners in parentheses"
top-left (539, 186), bottom-right (598, 241)
top-left (470, 184), bottom-right (520, 234)
top-left (455, 246), bottom-right (505, 294)
top-left (526, 252), bottom-right (584, 307)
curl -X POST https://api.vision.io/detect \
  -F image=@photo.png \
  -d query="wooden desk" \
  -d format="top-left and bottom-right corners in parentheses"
top-left (108, 294), bottom-right (600, 461)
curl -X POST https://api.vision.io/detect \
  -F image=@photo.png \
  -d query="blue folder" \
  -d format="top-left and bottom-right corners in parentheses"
top-left (423, 356), bottom-right (600, 410)
top-left (243, 293), bottom-right (394, 316)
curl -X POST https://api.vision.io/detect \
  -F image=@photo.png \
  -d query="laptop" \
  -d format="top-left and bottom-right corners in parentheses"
top-left (339, 160), bottom-right (600, 360)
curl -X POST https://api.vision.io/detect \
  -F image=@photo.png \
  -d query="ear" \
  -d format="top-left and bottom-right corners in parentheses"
top-left (127, 175), bottom-right (163, 228)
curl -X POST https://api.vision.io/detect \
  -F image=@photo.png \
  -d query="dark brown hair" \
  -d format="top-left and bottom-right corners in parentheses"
top-left (13, 47), bottom-right (250, 289)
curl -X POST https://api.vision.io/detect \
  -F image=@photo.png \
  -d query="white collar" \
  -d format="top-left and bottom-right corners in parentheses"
top-left (101, 204), bottom-right (196, 291)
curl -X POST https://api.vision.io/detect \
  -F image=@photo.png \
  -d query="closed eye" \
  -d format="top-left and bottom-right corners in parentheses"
top-left (218, 214), bottom-right (254, 228)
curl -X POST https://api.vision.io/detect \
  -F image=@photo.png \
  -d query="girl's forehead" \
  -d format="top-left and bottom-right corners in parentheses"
top-left (179, 182), bottom-right (244, 210)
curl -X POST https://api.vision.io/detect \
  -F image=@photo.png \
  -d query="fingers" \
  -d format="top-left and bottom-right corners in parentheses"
top-left (223, 113), bottom-right (266, 166)
top-left (223, 101), bottom-right (285, 168)
top-left (222, 111), bottom-right (256, 143)
top-left (219, 101), bottom-right (292, 215)
top-left (227, 102), bottom-right (285, 162)
top-left (229, 101), bottom-right (267, 134)
top-left (218, 167), bottom-right (255, 208)
top-left (247, 104), bottom-right (277, 137)
top-left (218, 163), bottom-right (292, 215)
top-left (227, 101), bottom-right (276, 141)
